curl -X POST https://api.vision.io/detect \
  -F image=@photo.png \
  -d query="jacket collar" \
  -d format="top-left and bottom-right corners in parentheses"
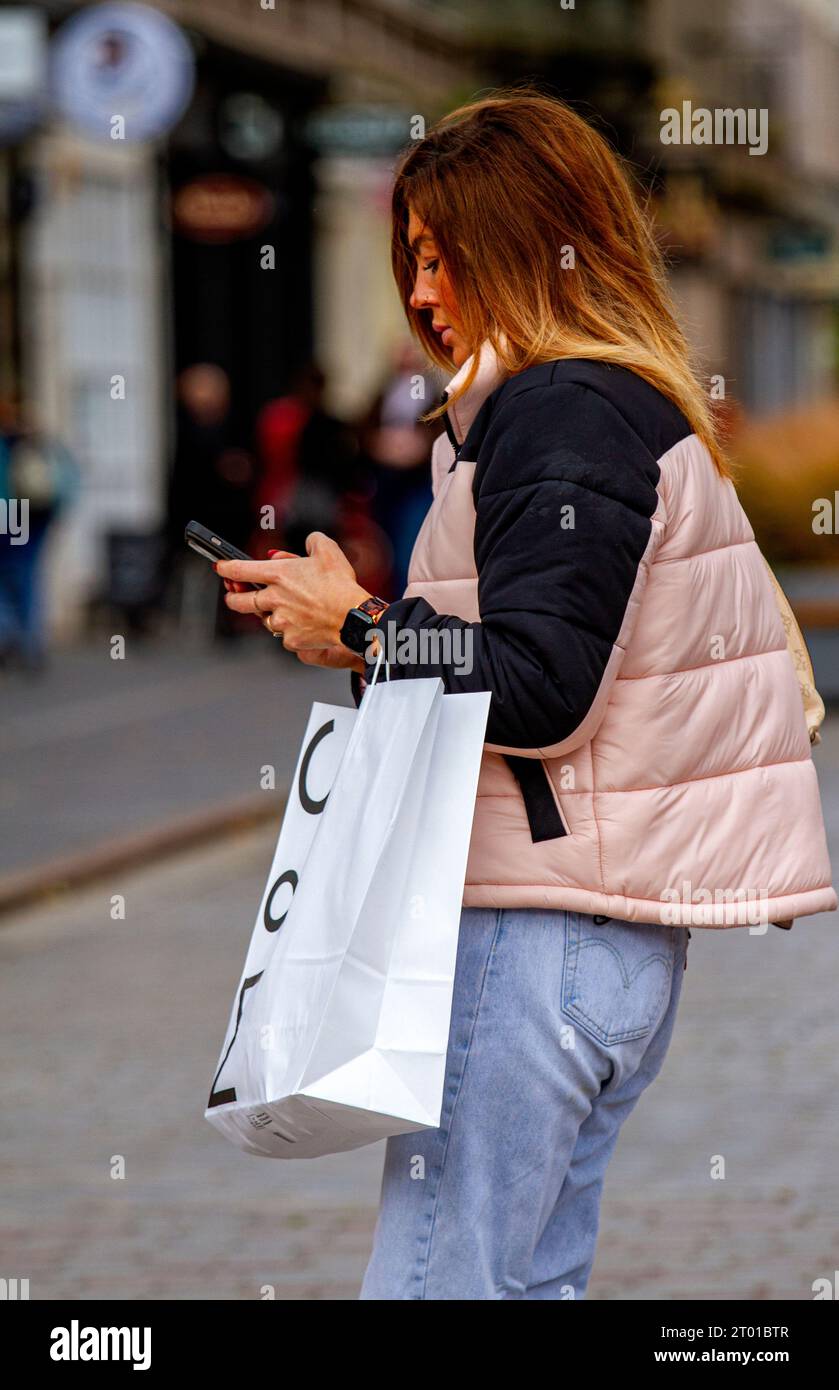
top-left (441, 337), bottom-right (510, 447)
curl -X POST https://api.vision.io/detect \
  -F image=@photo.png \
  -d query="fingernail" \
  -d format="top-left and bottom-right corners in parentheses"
top-left (267, 549), bottom-right (278, 558)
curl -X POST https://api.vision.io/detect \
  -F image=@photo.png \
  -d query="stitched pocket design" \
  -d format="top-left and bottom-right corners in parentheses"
top-left (561, 913), bottom-right (676, 1046)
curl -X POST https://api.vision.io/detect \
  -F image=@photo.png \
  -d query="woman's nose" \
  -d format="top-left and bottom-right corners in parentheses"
top-left (409, 274), bottom-right (434, 311)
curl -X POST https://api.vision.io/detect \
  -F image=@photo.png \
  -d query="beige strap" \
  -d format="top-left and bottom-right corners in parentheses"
top-left (762, 555), bottom-right (824, 746)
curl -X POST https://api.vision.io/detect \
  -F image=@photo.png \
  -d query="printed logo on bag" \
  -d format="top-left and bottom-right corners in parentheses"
top-left (207, 714), bottom-right (345, 1110)
top-left (247, 1112), bottom-right (273, 1129)
top-left (263, 869), bottom-right (298, 932)
top-left (207, 971), bottom-right (263, 1108)
top-left (261, 720), bottom-right (339, 933)
top-left (204, 689), bottom-right (490, 1159)
top-left (298, 720), bottom-right (334, 813)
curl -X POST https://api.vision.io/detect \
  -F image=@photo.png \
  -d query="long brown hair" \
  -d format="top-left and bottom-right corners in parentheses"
top-left (391, 86), bottom-right (731, 477)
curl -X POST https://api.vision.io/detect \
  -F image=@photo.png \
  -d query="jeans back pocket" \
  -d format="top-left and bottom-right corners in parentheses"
top-left (561, 912), bottom-right (677, 1047)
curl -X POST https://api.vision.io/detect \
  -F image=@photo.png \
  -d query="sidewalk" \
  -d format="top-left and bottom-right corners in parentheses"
top-left (2, 621), bottom-right (838, 910)
top-left (2, 807), bottom-right (837, 1299)
top-left (0, 632), bottom-right (354, 895)
top-left (1, 639), bottom-right (838, 1297)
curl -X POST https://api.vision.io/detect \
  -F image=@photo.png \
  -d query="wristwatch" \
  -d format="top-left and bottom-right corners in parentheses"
top-left (339, 595), bottom-right (389, 656)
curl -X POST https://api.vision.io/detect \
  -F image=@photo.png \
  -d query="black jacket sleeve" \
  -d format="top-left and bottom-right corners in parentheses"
top-left (358, 380), bottom-right (663, 754)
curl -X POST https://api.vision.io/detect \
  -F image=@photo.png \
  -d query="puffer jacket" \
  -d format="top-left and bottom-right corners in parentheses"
top-left (354, 341), bottom-right (836, 929)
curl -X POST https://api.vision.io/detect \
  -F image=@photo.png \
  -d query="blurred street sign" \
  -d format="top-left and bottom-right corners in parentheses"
top-left (171, 174), bottom-right (276, 244)
top-left (0, 8), bottom-right (46, 99)
top-left (50, 2), bottom-right (195, 143)
top-left (0, 8), bottom-right (47, 144)
top-left (768, 226), bottom-right (831, 262)
top-left (304, 104), bottom-right (413, 157)
top-left (219, 93), bottom-right (284, 164)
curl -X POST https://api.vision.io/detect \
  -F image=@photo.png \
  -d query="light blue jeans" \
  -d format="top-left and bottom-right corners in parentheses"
top-left (359, 906), bottom-right (689, 1300)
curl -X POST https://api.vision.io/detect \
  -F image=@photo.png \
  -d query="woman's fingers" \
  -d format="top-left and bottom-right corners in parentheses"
top-left (295, 645), bottom-right (365, 671)
top-left (225, 583), bottom-right (266, 611)
top-left (212, 563), bottom-right (254, 595)
top-left (216, 556), bottom-right (292, 584)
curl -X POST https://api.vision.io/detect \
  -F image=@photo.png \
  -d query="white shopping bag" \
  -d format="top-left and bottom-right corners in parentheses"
top-left (204, 662), bottom-right (490, 1159)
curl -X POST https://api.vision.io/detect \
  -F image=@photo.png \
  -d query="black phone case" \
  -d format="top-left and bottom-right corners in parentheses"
top-left (184, 521), bottom-right (265, 588)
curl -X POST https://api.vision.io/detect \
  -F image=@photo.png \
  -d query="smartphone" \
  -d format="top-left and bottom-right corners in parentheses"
top-left (184, 520), bottom-right (264, 589)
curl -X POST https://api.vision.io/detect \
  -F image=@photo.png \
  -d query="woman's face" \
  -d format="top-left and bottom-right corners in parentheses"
top-left (407, 207), bottom-right (471, 368)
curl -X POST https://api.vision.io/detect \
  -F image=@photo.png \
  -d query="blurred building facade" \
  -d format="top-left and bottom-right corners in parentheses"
top-left (1, 0), bottom-right (838, 639)
top-left (645, 0), bottom-right (839, 412)
top-left (461, 0), bottom-right (839, 411)
top-left (0, 0), bottom-right (469, 636)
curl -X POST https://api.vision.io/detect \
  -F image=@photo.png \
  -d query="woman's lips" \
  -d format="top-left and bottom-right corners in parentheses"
top-left (441, 328), bottom-right (454, 347)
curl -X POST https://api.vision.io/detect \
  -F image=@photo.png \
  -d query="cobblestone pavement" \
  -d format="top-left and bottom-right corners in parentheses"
top-left (0, 632), bottom-right (351, 878)
top-left (2, 724), bottom-right (838, 1301)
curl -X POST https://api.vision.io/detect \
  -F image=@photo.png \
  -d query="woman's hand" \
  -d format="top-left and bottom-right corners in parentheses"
top-left (217, 547), bottom-right (296, 597)
top-left (295, 644), bottom-right (366, 673)
top-left (216, 531), bottom-right (372, 655)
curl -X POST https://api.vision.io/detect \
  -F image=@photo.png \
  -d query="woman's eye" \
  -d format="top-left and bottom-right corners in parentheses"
top-left (422, 259), bottom-right (439, 274)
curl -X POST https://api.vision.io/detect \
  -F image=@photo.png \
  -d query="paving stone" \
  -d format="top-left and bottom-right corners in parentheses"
top-left (1, 709), bottom-right (837, 1300)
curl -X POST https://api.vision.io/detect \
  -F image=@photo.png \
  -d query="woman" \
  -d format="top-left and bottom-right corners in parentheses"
top-left (217, 90), bottom-right (836, 1300)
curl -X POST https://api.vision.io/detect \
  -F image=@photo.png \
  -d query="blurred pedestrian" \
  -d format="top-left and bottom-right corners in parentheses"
top-left (167, 363), bottom-right (255, 641)
top-left (358, 342), bottom-right (438, 595)
top-left (253, 362), bottom-right (389, 595)
top-left (254, 361), bottom-right (359, 553)
top-left (0, 396), bottom-right (79, 672)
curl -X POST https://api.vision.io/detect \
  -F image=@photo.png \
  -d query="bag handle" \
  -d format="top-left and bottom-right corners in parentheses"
top-left (366, 641), bottom-right (390, 687)
top-left (355, 642), bottom-right (390, 731)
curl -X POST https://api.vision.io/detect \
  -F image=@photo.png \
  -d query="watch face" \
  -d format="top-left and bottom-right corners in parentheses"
top-left (341, 599), bottom-right (387, 656)
top-left (340, 609), bottom-right (371, 656)
top-left (359, 595), bottom-right (389, 619)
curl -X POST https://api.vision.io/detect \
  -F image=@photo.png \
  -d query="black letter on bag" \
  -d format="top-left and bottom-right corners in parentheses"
top-left (298, 719), bottom-right (334, 814)
top-left (207, 971), bottom-right (263, 1108)
top-left (263, 869), bottom-right (298, 933)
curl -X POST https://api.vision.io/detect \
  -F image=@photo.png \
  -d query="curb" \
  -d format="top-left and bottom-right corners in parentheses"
top-left (0, 791), bottom-right (287, 920)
